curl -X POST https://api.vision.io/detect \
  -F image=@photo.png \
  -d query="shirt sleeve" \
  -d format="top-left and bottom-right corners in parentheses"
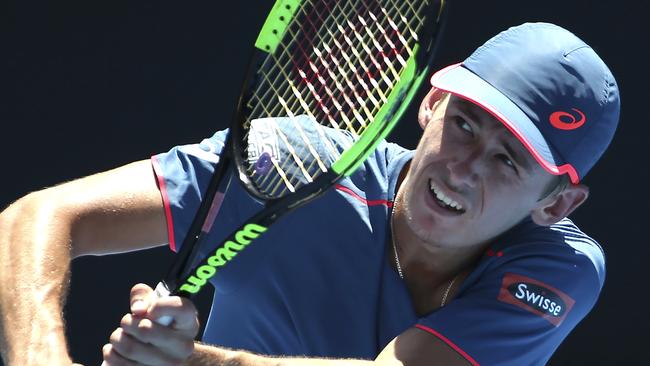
top-left (416, 230), bottom-right (605, 366)
top-left (151, 130), bottom-right (228, 252)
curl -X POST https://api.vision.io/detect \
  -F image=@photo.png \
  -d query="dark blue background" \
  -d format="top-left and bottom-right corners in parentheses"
top-left (1, 1), bottom-right (647, 365)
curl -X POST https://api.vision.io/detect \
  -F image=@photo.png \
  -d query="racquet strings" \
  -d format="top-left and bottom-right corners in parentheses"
top-left (242, 0), bottom-right (430, 199)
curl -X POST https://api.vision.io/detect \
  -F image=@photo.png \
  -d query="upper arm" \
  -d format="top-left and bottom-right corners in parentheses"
top-left (376, 327), bottom-right (473, 366)
top-left (45, 159), bottom-right (168, 257)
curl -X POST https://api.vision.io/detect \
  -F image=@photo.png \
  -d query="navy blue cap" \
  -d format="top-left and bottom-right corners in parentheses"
top-left (430, 22), bottom-right (620, 183)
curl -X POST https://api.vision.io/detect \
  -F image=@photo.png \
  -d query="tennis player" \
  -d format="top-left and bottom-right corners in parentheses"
top-left (0, 23), bottom-right (619, 366)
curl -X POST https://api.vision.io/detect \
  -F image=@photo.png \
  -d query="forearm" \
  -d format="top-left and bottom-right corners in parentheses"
top-left (0, 192), bottom-right (74, 365)
top-left (187, 343), bottom-right (379, 366)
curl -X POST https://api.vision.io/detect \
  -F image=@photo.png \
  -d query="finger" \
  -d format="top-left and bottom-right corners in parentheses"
top-left (130, 283), bottom-right (155, 316)
top-left (147, 296), bottom-right (199, 333)
top-left (102, 343), bottom-right (139, 366)
top-left (120, 314), bottom-right (195, 360)
top-left (109, 327), bottom-right (182, 366)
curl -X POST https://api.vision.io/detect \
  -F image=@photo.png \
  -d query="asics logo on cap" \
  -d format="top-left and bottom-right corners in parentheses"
top-left (549, 108), bottom-right (587, 130)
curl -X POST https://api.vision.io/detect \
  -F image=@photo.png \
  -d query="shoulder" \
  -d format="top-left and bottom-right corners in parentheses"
top-left (465, 217), bottom-right (606, 329)
top-left (332, 141), bottom-right (411, 216)
top-left (415, 218), bottom-right (606, 365)
top-left (365, 140), bottom-right (413, 175)
top-left (344, 140), bottom-right (413, 195)
top-left (493, 217), bottom-right (605, 289)
top-left (547, 218), bottom-right (605, 285)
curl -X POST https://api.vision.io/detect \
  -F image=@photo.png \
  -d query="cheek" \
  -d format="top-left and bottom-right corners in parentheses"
top-left (407, 139), bottom-right (441, 179)
top-left (419, 120), bottom-right (446, 149)
top-left (481, 186), bottom-right (537, 227)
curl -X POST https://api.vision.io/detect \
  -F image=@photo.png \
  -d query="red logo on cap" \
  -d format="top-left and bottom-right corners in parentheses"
top-left (549, 108), bottom-right (586, 130)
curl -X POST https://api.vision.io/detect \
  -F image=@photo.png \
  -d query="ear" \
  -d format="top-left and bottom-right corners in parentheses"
top-left (418, 87), bottom-right (447, 129)
top-left (531, 184), bottom-right (589, 226)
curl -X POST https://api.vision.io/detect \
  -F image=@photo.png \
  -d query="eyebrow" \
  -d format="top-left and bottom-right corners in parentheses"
top-left (455, 98), bottom-right (533, 172)
top-left (456, 99), bottom-right (484, 125)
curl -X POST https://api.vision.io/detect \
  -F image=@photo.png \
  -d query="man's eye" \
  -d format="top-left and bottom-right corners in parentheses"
top-left (455, 118), bottom-right (473, 135)
top-left (496, 154), bottom-right (518, 172)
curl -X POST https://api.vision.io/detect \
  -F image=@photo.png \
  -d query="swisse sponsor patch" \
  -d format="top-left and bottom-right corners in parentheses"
top-left (511, 282), bottom-right (565, 316)
top-left (497, 273), bottom-right (575, 327)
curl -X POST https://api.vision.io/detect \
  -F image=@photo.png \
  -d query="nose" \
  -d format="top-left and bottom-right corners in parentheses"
top-left (446, 146), bottom-right (482, 189)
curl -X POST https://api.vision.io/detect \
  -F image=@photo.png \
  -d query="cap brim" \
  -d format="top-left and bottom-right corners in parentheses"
top-left (430, 63), bottom-right (580, 183)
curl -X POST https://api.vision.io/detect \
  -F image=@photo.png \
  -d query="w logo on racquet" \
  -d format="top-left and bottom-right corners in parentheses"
top-left (179, 223), bottom-right (268, 294)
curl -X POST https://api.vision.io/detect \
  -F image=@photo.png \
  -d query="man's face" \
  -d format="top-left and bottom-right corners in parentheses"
top-left (400, 92), bottom-right (557, 248)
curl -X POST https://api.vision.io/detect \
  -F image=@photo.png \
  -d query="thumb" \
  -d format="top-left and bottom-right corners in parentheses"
top-left (129, 283), bottom-right (155, 316)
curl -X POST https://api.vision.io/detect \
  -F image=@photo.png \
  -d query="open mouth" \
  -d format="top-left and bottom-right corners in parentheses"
top-left (428, 179), bottom-right (466, 214)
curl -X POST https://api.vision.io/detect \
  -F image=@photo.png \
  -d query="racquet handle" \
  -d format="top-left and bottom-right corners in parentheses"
top-left (153, 281), bottom-right (173, 326)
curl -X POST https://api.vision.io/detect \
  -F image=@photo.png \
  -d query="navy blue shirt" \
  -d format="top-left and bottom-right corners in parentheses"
top-left (152, 117), bottom-right (605, 365)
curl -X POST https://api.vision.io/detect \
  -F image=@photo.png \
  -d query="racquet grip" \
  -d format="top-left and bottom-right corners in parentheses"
top-left (153, 281), bottom-right (174, 326)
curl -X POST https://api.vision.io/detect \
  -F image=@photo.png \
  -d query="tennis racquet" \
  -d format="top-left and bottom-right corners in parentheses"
top-left (155, 0), bottom-right (448, 324)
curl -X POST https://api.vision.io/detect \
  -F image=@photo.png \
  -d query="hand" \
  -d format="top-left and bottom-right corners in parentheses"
top-left (102, 283), bottom-right (200, 366)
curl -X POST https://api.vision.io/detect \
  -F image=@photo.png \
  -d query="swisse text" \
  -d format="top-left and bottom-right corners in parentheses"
top-left (511, 283), bottom-right (565, 317)
top-left (179, 223), bottom-right (267, 294)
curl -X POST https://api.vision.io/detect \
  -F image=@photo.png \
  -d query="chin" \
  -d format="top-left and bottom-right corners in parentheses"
top-left (404, 205), bottom-right (456, 244)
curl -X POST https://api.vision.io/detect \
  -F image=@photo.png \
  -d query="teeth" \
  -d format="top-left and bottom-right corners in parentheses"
top-left (429, 180), bottom-right (464, 212)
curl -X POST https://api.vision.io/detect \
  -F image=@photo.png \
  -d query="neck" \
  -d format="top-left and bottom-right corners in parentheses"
top-left (390, 190), bottom-right (484, 291)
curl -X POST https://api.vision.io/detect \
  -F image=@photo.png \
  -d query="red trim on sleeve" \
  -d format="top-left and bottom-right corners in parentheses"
top-left (335, 184), bottom-right (393, 207)
top-left (415, 324), bottom-right (480, 366)
top-left (151, 155), bottom-right (178, 252)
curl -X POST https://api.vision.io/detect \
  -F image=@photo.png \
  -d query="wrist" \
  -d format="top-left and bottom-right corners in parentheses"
top-left (188, 343), bottom-right (248, 366)
top-left (188, 342), bottom-right (225, 365)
